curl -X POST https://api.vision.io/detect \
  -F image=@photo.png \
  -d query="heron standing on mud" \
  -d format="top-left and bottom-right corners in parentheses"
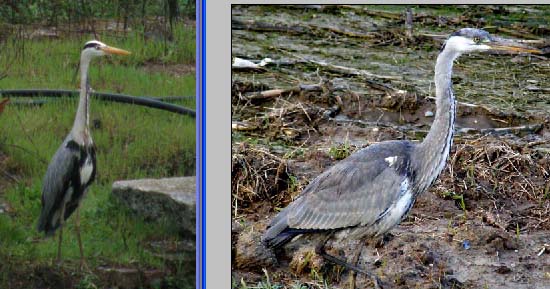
top-left (262, 28), bottom-right (540, 287)
top-left (37, 40), bottom-right (130, 268)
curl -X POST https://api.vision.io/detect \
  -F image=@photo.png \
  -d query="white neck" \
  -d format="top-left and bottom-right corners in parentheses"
top-left (70, 53), bottom-right (93, 146)
top-left (415, 48), bottom-right (460, 194)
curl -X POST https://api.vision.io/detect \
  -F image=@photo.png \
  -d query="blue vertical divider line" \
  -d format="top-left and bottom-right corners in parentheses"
top-left (195, 0), bottom-right (199, 287)
top-left (200, 0), bottom-right (206, 288)
top-left (195, 0), bottom-right (205, 288)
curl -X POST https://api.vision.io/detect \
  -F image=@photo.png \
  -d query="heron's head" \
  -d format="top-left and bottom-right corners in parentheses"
top-left (442, 28), bottom-right (540, 54)
top-left (81, 40), bottom-right (131, 60)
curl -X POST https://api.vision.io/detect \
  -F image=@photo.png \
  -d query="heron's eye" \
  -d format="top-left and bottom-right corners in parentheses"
top-left (95, 46), bottom-right (101, 50)
top-left (473, 37), bottom-right (481, 43)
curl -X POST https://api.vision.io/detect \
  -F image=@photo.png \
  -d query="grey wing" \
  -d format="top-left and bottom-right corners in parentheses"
top-left (286, 142), bottom-right (413, 230)
top-left (37, 141), bottom-right (79, 233)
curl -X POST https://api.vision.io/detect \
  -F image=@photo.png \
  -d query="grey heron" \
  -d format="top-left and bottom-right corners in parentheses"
top-left (261, 28), bottom-right (539, 286)
top-left (37, 40), bottom-right (130, 268)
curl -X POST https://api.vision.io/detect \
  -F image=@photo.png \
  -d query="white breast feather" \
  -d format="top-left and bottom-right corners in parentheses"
top-left (80, 157), bottom-right (94, 185)
top-left (390, 180), bottom-right (412, 219)
top-left (384, 156), bottom-right (398, 166)
top-left (374, 179), bottom-right (412, 235)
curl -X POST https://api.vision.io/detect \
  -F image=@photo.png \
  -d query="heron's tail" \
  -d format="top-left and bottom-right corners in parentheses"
top-left (262, 209), bottom-right (306, 249)
top-left (37, 206), bottom-right (60, 237)
top-left (262, 228), bottom-right (299, 249)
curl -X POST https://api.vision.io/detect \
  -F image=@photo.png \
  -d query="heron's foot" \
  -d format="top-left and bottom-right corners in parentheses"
top-left (370, 275), bottom-right (383, 289)
top-left (318, 249), bottom-right (384, 289)
top-left (348, 270), bottom-right (383, 289)
top-left (79, 259), bottom-right (91, 273)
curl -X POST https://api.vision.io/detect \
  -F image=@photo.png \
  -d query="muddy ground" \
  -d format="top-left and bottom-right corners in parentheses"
top-left (231, 5), bottom-right (550, 289)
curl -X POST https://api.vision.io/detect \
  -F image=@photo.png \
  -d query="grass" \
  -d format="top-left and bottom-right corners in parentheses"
top-left (327, 141), bottom-right (353, 160)
top-left (0, 24), bottom-right (195, 96)
top-left (0, 22), bottom-right (195, 288)
top-left (234, 268), bottom-right (331, 289)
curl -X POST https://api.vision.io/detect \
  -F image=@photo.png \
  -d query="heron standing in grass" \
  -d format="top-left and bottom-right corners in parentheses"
top-left (37, 40), bottom-right (130, 268)
top-left (261, 28), bottom-right (540, 288)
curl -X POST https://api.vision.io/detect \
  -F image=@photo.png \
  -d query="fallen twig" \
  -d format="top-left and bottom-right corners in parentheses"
top-left (298, 56), bottom-right (401, 81)
top-left (456, 124), bottom-right (543, 136)
top-left (232, 121), bottom-right (258, 131)
top-left (242, 89), bottom-right (296, 101)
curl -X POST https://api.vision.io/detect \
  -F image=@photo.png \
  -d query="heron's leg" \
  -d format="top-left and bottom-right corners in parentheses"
top-left (314, 231), bottom-right (335, 254)
top-left (56, 224), bottom-right (63, 264)
top-left (75, 207), bottom-right (89, 271)
top-left (316, 238), bottom-right (382, 289)
top-left (56, 206), bottom-right (66, 265)
top-left (349, 240), bottom-right (364, 289)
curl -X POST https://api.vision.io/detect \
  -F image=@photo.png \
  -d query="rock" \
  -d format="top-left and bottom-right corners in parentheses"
top-left (441, 277), bottom-right (464, 289)
top-left (289, 246), bottom-right (324, 275)
top-left (148, 239), bottom-right (195, 265)
top-left (112, 177), bottom-right (195, 236)
top-left (234, 227), bottom-right (276, 270)
top-left (495, 265), bottom-right (512, 274)
top-left (421, 250), bottom-right (437, 266)
top-left (97, 266), bottom-right (165, 289)
top-left (0, 202), bottom-right (11, 214)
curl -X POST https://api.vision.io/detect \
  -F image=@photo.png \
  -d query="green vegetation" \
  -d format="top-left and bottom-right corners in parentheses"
top-left (0, 25), bottom-right (195, 94)
top-left (0, 0), bottom-right (195, 25)
top-left (327, 142), bottom-right (353, 160)
top-left (234, 269), bottom-right (331, 289)
top-left (0, 12), bottom-right (195, 289)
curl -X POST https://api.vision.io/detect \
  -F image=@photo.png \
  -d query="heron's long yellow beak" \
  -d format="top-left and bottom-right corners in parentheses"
top-left (487, 42), bottom-right (541, 54)
top-left (101, 46), bottom-right (131, 55)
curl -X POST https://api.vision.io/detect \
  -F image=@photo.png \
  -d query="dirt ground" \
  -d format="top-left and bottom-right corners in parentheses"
top-left (231, 5), bottom-right (550, 289)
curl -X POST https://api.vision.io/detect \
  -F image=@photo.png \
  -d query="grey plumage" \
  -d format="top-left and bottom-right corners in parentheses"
top-left (262, 28), bottom-right (540, 250)
top-left (264, 141), bottom-right (415, 248)
top-left (37, 137), bottom-right (96, 236)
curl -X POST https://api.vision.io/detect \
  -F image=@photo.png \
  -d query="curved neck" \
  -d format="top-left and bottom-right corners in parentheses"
top-left (415, 48), bottom-right (459, 193)
top-left (71, 54), bottom-right (92, 146)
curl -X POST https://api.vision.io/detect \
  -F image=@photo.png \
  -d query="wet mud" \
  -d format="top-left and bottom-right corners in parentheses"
top-left (231, 5), bottom-right (550, 289)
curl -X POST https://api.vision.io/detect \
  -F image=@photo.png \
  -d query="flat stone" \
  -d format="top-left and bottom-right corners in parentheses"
top-left (112, 177), bottom-right (196, 236)
top-left (97, 266), bottom-right (165, 289)
top-left (0, 202), bottom-right (10, 214)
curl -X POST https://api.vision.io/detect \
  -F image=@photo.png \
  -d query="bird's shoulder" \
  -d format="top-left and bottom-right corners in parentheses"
top-left (308, 140), bottom-right (415, 192)
top-left (42, 138), bottom-right (86, 193)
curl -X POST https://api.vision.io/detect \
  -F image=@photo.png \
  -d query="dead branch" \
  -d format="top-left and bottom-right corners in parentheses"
top-left (298, 57), bottom-right (402, 81)
top-left (232, 121), bottom-right (258, 131)
top-left (242, 88), bottom-right (297, 101)
top-left (232, 18), bottom-right (308, 35)
top-left (457, 124), bottom-right (543, 136)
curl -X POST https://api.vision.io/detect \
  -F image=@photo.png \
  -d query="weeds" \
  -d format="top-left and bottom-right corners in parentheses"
top-left (235, 268), bottom-right (331, 289)
top-left (328, 141), bottom-right (353, 160)
top-left (0, 25), bottom-right (196, 97)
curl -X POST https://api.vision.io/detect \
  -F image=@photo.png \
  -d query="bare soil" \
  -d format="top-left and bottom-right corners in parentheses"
top-left (231, 5), bottom-right (550, 289)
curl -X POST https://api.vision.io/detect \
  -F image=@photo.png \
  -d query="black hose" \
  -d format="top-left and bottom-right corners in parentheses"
top-left (0, 89), bottom-right (195, 117)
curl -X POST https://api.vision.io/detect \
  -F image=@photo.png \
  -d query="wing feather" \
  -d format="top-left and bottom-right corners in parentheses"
top-left (37, 140), bottom-right (80, 235)
top-left (284, 141), bottom-right (413, 230)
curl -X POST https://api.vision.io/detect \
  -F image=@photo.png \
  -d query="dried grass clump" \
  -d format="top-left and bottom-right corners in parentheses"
top-left (261, 99), bottom-right (324, 141)
top-left (447, 136), bottom-right (550, 229)
top-left (232, 143), bottom-right (292, 215)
